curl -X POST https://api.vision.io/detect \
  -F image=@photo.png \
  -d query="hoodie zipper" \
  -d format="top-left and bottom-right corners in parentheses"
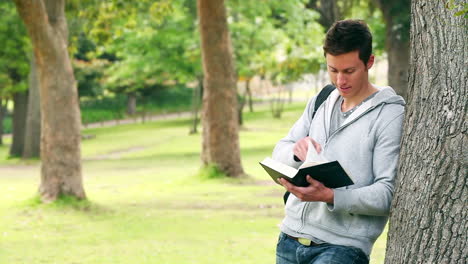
top-left (297, 202), bottom-right (309, 233)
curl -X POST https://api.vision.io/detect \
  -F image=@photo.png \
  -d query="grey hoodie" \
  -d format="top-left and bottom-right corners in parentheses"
top-left (272, 86), bottom-right (405, 256)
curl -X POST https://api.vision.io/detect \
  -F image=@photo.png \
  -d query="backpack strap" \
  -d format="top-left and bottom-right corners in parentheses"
top-left (283, 84), bottom-right (336, 204)
top-left (312, 84), bottom-right (335, 120)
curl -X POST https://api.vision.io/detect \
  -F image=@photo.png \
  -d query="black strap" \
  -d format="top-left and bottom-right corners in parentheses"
top-left (311, 84), bottom-right (335, 120)
top-left (283, 84), bottom-right (335, 204)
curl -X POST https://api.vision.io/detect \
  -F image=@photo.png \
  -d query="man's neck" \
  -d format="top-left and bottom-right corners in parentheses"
top-left (341, 83), bottom-right (378, 112)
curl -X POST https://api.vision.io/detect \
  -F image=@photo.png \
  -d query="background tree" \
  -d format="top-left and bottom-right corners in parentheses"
top-left (0, 1), bottom-right (30, 154)
top-left (229, 0), bottom-right (324, 121)
top-left (198, 0), bottom-right (245, 177)
top-left (385, 1), bottom-right (467, 263)
top-left (305, 0), bottom-right (344, 29)
top-left (23, 53), bottom-right (41, 158)
top-left (14, 0), bottom-right (85, 202)
top-left (372, 0), bottom-right (410, 99)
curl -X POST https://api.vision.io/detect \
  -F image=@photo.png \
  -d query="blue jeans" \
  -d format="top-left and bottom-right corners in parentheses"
top-left (276, 232), bottom-right (369, 264)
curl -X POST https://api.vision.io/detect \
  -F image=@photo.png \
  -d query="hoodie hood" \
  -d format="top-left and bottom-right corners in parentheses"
top-left (322, 85), bottom-right (405, 135)
top-left (371, 85), bottom-right (406, 107)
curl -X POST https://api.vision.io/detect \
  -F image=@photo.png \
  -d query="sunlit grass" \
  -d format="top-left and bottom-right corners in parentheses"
top-left (0, 102), bottom-right (387, 264)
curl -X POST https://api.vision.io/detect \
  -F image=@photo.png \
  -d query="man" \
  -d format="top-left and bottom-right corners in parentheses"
top-left (273, 20), bottom-right (405, 264)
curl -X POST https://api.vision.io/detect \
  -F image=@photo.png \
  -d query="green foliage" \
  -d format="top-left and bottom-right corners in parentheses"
top-left (229, 0), bottom-right (324, 84)
top-left (137, 84), bottom-right (193, 112)
top-left (74, 59), bottom-right (108, 98)
top-left (68, 0), bottom-right (200, 97)
top-left (446, 0), bottom-right (468, 18)
top-left (80, 85), bottom-right (193, 124)
top-left (2, 116), bottom-right (12, 134)
top-left (80, 95), bottom-right (126, 124)
top-left (0, 1), bottom-right (30, 96)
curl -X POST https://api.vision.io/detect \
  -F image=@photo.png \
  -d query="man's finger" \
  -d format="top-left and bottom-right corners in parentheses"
top-left (309, 138), bottom-right (322, 153)
top-left (279, 178), bottom-right (296, 192)
top-left (306, 175), bottom-right (319, 186)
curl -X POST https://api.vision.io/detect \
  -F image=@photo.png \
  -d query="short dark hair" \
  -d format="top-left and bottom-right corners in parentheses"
top-left (323, 19), bottom-right (372, 65)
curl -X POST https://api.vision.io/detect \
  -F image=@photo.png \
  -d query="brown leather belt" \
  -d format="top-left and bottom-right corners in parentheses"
top-left (286, 234), bottom-right (320, 246)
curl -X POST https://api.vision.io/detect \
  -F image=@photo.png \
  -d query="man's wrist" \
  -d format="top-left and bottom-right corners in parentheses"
top-left (324, 189), bottom-right (334, 204)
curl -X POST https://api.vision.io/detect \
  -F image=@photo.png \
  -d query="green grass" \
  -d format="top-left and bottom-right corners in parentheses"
top-left (0, 102), bottom-right (387, 264)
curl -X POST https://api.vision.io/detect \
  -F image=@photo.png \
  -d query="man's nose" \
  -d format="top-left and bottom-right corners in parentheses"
top-left (337, 73), bottom-right (347, 86)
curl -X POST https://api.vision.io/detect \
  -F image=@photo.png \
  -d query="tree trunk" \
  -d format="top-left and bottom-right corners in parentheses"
top-left (198, 0), bottom-right (245, 177)
top-left (14, 0), bottom-right (85, 202)
top-left (305, 0), bottom-right (342, 31)
top-left (238, 90), bottom-right (246, 127)
top-left (246, 78), bottom-right (253, 112)
top-left (127, 92), bottom-right (137, 115)
top-left (385, 1), bottom-right (467, 263)
top-left (0, 98), bottom-right (7, 145)
top-left (9, 91), bottom-right (28, 157)
top-left (386, 33), bottom-right (409, 99)
top-left (23, 53), bottom-right (41, 159)
top-left (374, 0), bottom-right (410, 99)
top-left (189, 76), bottom-right (203, 134)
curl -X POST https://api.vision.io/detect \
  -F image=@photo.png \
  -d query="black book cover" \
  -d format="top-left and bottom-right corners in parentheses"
top-left (260, 158), bottom-right (354, 188)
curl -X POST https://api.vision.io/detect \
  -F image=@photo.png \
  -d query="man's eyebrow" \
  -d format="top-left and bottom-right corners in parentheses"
top-left (328, 65), bottom-right (356, 71)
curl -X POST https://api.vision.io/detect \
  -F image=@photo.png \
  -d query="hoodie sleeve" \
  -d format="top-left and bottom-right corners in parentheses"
top-left (329, 109), bottom-right (405, 216)
top-left (272, 96), bottom-right (317, 168)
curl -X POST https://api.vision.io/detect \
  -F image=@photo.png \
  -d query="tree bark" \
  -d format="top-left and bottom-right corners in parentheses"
top-left (246, 78), bottom-right (253, 112)
top-left (9, 91), bottom-right (28, 157)
top-left (14, 0), bottom-right (85, 202)
top-left (127, 92), bottom-right (137, 115)
top-left (0, 98), bottom-right (7, 145)
top-left (373, 0), bottom-right (410, 99)
top-left (385, 1), bottom-right (467, 263)
top-left (305, 0), bottom-right (342, 31)
top-left (198, 0), bottom-right (245, 177)
top-left (23, 53), bottom-right (41, 158)
top-left (189, 76), bottom-right (203, 134)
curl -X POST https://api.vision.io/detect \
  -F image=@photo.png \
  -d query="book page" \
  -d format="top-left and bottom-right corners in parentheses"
top-left (261, 157), bottom-right (298, 178)
top-left (299, 140), bottom-right (328, 169)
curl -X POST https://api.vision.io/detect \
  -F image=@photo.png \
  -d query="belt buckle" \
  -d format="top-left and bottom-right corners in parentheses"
top-left (298, 237), bottom-right (312, 246)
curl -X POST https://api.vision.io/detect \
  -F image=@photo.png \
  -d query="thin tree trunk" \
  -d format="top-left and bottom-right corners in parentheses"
top-left (198, 0), bottom-right (245, 177)
top-left (305, 0), bottom-right (342, 31)
top-left (385, 1), bottom-right (467, 263)
top-left (237, 88), bottom-right (247, 127)
top-left (189, 76), bottom-right (203, 134)
top-left (374, 0), bottom-right (410, 99)
top-left (0, 98), bottom-right (6, 145)
top-left (386, 34), bottom-right (409, 99)
top-left (14, 0), bottom-right (85, 202)
top-left (23, 53), bottom-right (41, 158)
top-left (127, 92), bottom-right (136, 115)
top-left (246, 78), bottom-right (253, 112)
top-left (9, 91), bottom-right (28, 157)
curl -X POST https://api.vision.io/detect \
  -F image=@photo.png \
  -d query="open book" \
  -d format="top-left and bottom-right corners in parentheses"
top-left (260, 141), bottom-right (354, 188)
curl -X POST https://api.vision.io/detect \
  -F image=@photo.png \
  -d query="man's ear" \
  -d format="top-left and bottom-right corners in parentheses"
top-left (366, 55), bottom-right (375, 70)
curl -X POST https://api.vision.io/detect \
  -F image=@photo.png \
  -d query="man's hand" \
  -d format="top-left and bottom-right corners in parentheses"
top-left (279, 176), bottom-right (334, 204)
top-left (293, 137), bottom-right (322, 161)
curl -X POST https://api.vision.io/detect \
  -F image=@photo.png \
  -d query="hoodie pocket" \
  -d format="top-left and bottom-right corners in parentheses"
top-left (348, 215), bottom-right (387, 238)
top-left (306, 203), bottom-right (350, 234)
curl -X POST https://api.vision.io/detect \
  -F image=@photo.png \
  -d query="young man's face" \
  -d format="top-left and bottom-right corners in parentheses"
top-left (326, 50), bottom-right (374, 99)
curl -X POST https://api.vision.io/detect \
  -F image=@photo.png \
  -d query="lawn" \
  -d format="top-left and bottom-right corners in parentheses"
top-left (0, 102), bottom-right (387, 264)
